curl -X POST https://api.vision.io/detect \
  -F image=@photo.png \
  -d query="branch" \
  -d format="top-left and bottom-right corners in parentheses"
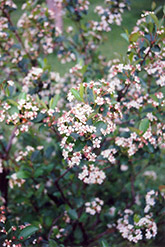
top-left (48, 214), bottom-right (63, 240)
top-left (5, 126), bottom-right (17, 159)
top-left (55, 167), bottom-right (72, 183)
top-left (88, 227), bottom-right (115, 245)
top-left (55, 180), bottom-right (72, 208)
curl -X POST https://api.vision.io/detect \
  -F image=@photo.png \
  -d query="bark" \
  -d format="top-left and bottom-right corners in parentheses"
top-left (0, 169), bottom-right (9, 207)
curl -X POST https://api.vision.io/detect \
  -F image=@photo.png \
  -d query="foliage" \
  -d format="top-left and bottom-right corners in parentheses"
top-left (0, 0), bottom-right (164, 246)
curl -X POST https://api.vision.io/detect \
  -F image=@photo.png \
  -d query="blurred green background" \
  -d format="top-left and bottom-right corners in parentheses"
top-left (12, 0), bottom-right (164, 74)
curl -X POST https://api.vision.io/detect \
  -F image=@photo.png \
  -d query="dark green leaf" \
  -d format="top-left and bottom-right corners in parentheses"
top-left (101, 240), bottom-right (109, 247)
top-left (139, 118), bottom-right (149, 133)
top-left (71, 88), bottom-right (83, 102)
top-left (68, 209), bottom-right (78, 220)
top-left (18, 225), bottom-right (38, 240)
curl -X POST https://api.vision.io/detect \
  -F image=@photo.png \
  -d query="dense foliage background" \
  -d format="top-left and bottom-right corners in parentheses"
top-left (0, 0), bottom-right (164, 246)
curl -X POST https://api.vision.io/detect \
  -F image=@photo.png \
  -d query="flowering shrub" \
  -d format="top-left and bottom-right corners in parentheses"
top-left (0, 0), bottom-right (165, 246)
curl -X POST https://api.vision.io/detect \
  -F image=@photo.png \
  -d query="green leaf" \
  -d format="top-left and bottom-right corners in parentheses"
top-left (78, 58), bottom-right (84, 67)
top-left (150, 13), bottom-right (159, 27)
top-left (80, 64), bottom-right (88, 74)
top-left (49, 94), bottom-right (60, 109)
top-left (129, 32), bottom-right (140, 42)
top-left (151, 1), bottom-right (156, 10)
top-left (95, 121), bottom-right (107, 137)
top-left (121, 33), bottom-right (129, 42)
top-left (79, 83), bottom-right (84, 100)
top-left (7, 99), bottom-right (18, 107)
top-left (71, 88), bottom-right (83, 102)
top-left (16, 170), bottom-right (30, 179)
top-left (18, 225), bottom-right (38, 240)
top-left (18, 92), bottom-right (27, 100)
top-left (150, 94), bottom-right (159, 102)
top-left (133, 214), bottom-right (140, 223)
top-left (8, 106), bottom-right (19, 115)
top-left (101, 240), bottom-right (109, 247)
top-left (129, 127), bottom-right (141, 135)
top-left (37, 57), bottom-right (44, 68)
top-left (68, 209), bottom-right (78, 220)
top-left (79, 212), bottom-right (88, 223)
top-left (49, 239), bottom-right (59, 247)
top-left (5, 87), bottom-right (10, 96)
top-left (33, 113), bottom-right (45, 123)
top-left (139, 118), bottom-right (150, 133)
top-left (39, 100), bottom-right (48, 109)
top-left (74, 141), bottom-right (86, 151)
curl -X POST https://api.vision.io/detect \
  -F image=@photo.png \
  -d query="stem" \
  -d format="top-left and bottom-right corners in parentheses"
top-left (55, 167), bottom-right (72, 183)
top-left (131, 174), bottom-right (135, 205)
top-left (88, 227), bottom-right (115, 245)
top-left (55, 180), bottom-right (72, 208)
top-left (48, 214), bottom-right (63, 240)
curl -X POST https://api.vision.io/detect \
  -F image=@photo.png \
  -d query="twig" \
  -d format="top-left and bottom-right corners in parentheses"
top-left (88, 227), bottom-right (115, 245)
top-left (55, 180), bottom-right (72, 208)
top-left (55, 167), bottom-right (72, 183)
top-left (48, 214), bottom-right (63, 240)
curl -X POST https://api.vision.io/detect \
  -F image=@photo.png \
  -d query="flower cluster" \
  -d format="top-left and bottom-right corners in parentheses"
top-left (0, 93), bottom-right (40, 134)
top-left (144, 190), bottom-right (157, 213)
top-left (117, 190), bottom-right (159, 243)
top-left (143, 171), bottom-right (157, 181)
top-left (58, 80), bottom-right (122, 180)
top-left (117, 209), bottom-right (157, 243)
top-left (17, 1), bottom-right (61, 56)
top-left (9, 173), bottom-right (25, 189)
top-left (85, 197), bottom-right (104, 215)
top-left (78, 164), bottom-right (106, 184)
top-left (92, 0), bottom-right (129, 32)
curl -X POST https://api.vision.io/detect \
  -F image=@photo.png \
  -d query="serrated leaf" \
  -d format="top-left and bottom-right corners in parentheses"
top-left (71, 88), bottom-right (83, 102)
top-left (18, 225), bottom-right (38, 240)
top-left (68, 209), bottom-right (78, 220)
top-left (139, 118), bottom-right (149, 133)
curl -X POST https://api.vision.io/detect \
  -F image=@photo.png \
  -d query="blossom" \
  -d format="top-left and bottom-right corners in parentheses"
top-left (85, 197), bottom-right (104, 215)
top-left (78, 165), bottom-right (106, 184)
